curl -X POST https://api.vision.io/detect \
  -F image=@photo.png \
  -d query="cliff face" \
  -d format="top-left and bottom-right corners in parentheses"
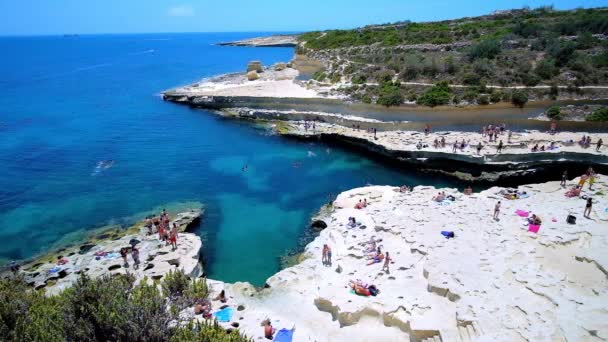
top-left (201, 177), bottom-right (608, 341)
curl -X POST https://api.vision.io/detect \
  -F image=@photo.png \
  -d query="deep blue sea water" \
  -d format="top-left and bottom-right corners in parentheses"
top-left (0, 33), bottom-right (464, 285)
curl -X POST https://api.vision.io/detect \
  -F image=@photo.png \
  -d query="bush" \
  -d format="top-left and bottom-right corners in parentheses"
top-left (521, 73), bottom-right (540, 86)
top-left (586, 107), bottom-right (608, 122)
top-left (468, 39), bottom-right (501, 60)
top-left (376, 81), bottom-right (404, 107)
top-left (462, 73), bottom-right (481, 85)
top-left (549, 83), bottom-right (559, 99)
top-left (477, 95), bottom-right (490, 105)
top-left (490, 91), bottom-right (503, 103)
top-left (312, 71), bottom-right (326, 82)
top-left (417, 81), bottom-right (453, 107)
top-left (0, 272), bottom-right (247, 342)
top-left (362, 94), bottom-right (372, 104)
top-left (535, 58), bottom-right (558, 79)
top-left (546, 106), bottom-right (562, 120)
top-left (351, 74), bottom-right (367, 84)
top-left (329, 73), bottom-right (342, 83)
top-left (511, 90), bottom-right (529, 108)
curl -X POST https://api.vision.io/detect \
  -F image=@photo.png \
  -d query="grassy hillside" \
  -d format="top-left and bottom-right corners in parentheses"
top-left (296, 6), bottom-right (608, 107)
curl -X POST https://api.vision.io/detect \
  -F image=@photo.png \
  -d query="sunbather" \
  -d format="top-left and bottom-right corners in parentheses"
top-left (565, 186), bottom-right (581, 198)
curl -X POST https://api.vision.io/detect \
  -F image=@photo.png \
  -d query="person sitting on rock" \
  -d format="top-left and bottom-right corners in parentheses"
top-left (355, 199), bottom-right (364, 209)
top-left (527, 214), bottom-right (542, 226)
top-left (348, 217), bottom-right (357, 227)
top-left (262, 319), bottom-right (276, 340)
top-left (540, 145), bottom-right (546, 151)
top-left (531, 144), bottom-right (539, 152)
top-left (464, 186), bottom-right (473, 195)
top-left (214, 289), bottom-right (227, 303)
top-left (432, 192), bottom-right (445, 202)
top-left (565, 185), bottom-right (581, 198)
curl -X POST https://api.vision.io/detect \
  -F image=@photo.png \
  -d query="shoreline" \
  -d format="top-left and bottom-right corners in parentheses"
top-left (200, 176), bottom-right (608, 341)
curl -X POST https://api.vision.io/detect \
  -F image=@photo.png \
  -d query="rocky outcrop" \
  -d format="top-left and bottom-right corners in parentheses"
top-left (198, 177), bottom-right (608, 341)
top-left (246, 61), bottom-right (263, 73)
top-left (280, 121), bottom-right (608, 181)
top-left (217, 35), bottom-right (299, 47)
top-left (19, 209), bottom-right (203, 295)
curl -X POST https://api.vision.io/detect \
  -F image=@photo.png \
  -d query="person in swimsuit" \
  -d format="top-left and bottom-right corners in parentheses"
top-left (382, 252), bottom-right (391, 273)
top-left (493, 201), bottom-right (501, 220)
top-left (131, 247), bottom-right (140, 269)
top-left (322, 244), bottom-right (328, 265)
top-left (326, 245), bottom-right (332, 266)
top-left (584, 197), bottom-right (593, 218)
top-left (560, 170), bottom-right (568, 187)
top-left (169, 224), bottom-right (178, 250)
top-left (120, 247), bottom-right (129, 268)
top-left (263, 320), bottom-right (275, 340)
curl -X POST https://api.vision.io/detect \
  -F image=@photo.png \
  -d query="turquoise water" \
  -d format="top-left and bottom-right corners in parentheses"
top-left (0, 33), bottom-right (464, 285)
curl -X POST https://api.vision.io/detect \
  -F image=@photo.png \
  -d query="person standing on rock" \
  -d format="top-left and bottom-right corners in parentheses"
top-left (452, 141), bottom-right (458, 153)
top-left (497, 140), bottom-right (504, 154)
top-left (120, 247), bottom-right (129, 268)
top-left (584, 197), bottom-right (593, 218)
top-left (561, 170), bottom-right (568, 187)
top-left (131, 247), bottom-right (140, 269)
top-left (597, 138), bottom-right (603, 152)
top-left (327, 245), bottom-right (332, 266)
top-left (382, 252), bottom-right (391, 273)
top-left (169, 223), bottom-right (178, 250)
top-left (493, 201), bottom-right (501, 221)
top-left (508, 130), bottom-right (512, 143)
top-left (476, 142), bottom-right (483, 155)
top-left (322, 244), bottom-right (328, 265)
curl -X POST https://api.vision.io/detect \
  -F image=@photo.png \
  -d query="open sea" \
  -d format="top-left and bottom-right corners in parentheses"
top-left (0, 33), bottom-right (466, 285)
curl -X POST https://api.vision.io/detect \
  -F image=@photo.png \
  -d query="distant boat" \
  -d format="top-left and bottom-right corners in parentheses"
top-left (63, 34), bottom-right (79, 38)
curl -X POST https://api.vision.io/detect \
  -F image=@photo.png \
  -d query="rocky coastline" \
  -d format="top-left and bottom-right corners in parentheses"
top-left (197, 176), bottom-right (608, 341)
top-left (217, 34), bottom-right (299, 47)
top-left (14, 208), bottom-right (203, 295)
top-left (277, 121), bottom-right (608, 181)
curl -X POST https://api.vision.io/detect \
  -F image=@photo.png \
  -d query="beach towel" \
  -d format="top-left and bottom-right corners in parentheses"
top-left (441, 231), bottom-right (455, 239)
top-left (214, 307), bottom-right (234, 322)
top-left (48, 266), bottom-right (61, 274)
top-left (440, 200), bottom-right (452, 206)
top-left (273, 328), bottom-right (294, 342)
top-left (517, 194), bottom-right (530, 199)
top-left (528, 224), bottom-right (540, 233)
top-left (515, 210), bottom-right (529, 217)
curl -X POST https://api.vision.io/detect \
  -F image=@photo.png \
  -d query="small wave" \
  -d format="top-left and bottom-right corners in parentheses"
top-left (128, 49), bottom-right (156, 56)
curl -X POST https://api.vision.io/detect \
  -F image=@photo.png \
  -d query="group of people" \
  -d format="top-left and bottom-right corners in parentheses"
top-left (354, 198), bottom-right (368, 209)
top-left (482, 124), bottom-right (506, 142)
top-left (578, 135), bottom-right (603, 152)
top-left (145, 209), bottom-right (179, 250)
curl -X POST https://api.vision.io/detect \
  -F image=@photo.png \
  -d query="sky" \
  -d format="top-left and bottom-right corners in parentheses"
top-left (0, 0), bottom-right (605, 36)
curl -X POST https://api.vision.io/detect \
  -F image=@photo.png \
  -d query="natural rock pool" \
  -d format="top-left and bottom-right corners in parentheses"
top-left (0, 33), bottom-right (467, 285)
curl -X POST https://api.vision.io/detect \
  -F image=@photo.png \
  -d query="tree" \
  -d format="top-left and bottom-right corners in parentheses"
top-left (586, 107), bottom-right (608, 122)
top-left (511, 90), bottom-right (529, 108)
top-left (546, 106), bottom-right (562, 120)
top-left (417, 81), bottom-right (453, 107)
top-left (376, 81), bottom-right (404, 107)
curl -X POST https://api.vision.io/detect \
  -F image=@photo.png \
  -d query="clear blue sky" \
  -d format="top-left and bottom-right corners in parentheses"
top-left (0, 0), bottom-right (605, 36)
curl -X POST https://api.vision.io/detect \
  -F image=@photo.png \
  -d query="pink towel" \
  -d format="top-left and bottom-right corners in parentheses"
top-left (528, 224), bottom-right (540, 233)
top-left (516, 210), bottom-right (529, 217)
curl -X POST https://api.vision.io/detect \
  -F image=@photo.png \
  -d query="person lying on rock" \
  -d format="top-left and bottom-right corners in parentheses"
top-left (527, 214), bottom-right (542, 226)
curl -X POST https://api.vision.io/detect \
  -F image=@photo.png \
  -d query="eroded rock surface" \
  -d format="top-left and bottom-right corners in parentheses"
top-left (203, 177), bottom-right (608, 341)
top-left (21, 209), bottom-right (203, 295)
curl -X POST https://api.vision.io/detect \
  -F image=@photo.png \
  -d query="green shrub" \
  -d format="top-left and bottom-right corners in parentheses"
top-left (468, 39), bottom-right (501, 60)
top-left (462, 73), bottom-right (481, 85)
top-left (312, 71), bottom-right (326, 82)
top-left (490, 91), bottom-right (503, 103)
top-left (417, 81), bottom-right (452, 107)
top-left (362, 94), bottom-right (372, 104)
top-left (511, 90), bottom-right (529, 108)
top-left (586, 107), bottom-right (608, 122)
top-left (0, 272), bottom-right (246, 342)
top-left (351, 74), bottom-right (366, 84)
top-left (477, 95), bottom-right (490, 105)
top-left (463, 90), bottom-right (478, 103)
top-left (521, 73), bottom-right (540, 86)
top-left (546, 106), bottom-right (562, 120)
top-left (162, 269), bottom-right (191, 299)
top-left (376, 81), bottom-right (404, 107)
top-left (535, 58), bottom-right (558, 79)
top-left (330, 73), bottom-right (342, 83)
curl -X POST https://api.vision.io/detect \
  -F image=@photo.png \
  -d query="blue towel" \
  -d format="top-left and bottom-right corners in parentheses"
top-left (441, 231), bottom-right (455, 239)
top-left (214, 307), bottom-right (234, 322)
top-left (273, 328), bottom-right (294, 342)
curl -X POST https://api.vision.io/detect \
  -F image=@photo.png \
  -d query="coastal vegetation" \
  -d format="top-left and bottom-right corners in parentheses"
top-left (0, 271), bottom-right (250, 342)
top-left (298, 6), bottom-right (608, 106)
top-left (586, 106), bottom-right (608, 121)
